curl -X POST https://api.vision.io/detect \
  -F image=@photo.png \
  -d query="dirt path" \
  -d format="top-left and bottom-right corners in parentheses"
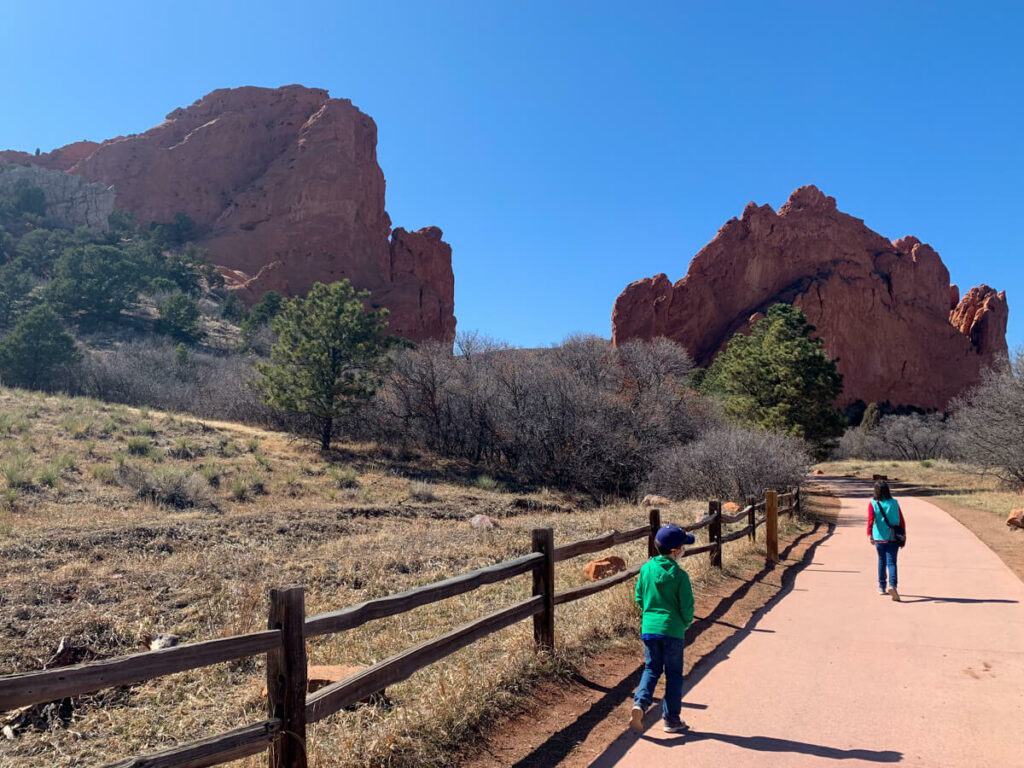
top-left (589, 477), bottom-right (1024, 767)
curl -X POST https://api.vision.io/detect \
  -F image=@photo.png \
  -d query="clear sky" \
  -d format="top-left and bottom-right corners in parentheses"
top-left (2, 1), bottom-right (1021, 350)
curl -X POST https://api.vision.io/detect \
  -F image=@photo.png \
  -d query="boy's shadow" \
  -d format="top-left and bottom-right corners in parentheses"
top-left (617, 728), bottom-right (902, 764)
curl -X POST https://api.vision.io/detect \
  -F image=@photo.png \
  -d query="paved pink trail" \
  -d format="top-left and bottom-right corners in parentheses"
top-left (590, 479), bottom-right (1024, 767)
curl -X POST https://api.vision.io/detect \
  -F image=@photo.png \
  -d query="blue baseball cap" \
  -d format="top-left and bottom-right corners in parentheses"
top-left (655, 524), bottom-right (695, 551)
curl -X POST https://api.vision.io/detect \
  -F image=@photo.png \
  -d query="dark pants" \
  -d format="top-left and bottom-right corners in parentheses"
top-left (633, 635), bottom-right (684, 722)
top-left (875, 541), bottom-right (899, 590)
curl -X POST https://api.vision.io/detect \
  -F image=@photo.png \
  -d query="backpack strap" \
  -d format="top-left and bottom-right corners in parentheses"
top-left (873, 500), bottom-right (894, 530)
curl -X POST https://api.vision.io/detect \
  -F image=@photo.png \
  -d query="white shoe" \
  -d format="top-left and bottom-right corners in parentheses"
top-left (629, 705), bottom-right (644, 732)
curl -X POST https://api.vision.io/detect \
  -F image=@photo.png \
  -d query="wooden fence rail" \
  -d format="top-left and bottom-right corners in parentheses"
top-left (304, 552), bottom-right (544, 637)
top-left (106, 720), bottom-right (282, 768)
top-left (0, 485), bottom-right (801, 768)
top-left (0, 631), bottom-right (283, 711)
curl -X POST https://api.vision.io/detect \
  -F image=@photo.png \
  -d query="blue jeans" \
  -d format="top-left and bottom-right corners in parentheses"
top-left (875, 541), bottom-right (899, 590)
top-left (634, 636), bottom-right (684, 722)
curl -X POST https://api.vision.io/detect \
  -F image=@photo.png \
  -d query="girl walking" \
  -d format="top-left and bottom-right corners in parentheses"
top-left (867, 479), bottom-right (906, 601)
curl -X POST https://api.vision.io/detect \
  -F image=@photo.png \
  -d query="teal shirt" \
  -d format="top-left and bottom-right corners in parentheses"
top-left (870, 498), bottom-right (902, 541)
top-left (634, 555), bottom-right (695, 640)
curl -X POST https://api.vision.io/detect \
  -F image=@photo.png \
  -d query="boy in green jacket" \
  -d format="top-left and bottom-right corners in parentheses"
top-left (630, 524), bottom-right (695, 734)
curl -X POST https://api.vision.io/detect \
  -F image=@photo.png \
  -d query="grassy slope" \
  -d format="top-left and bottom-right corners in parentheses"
top-left (0, 386), bottom-right (784, 767)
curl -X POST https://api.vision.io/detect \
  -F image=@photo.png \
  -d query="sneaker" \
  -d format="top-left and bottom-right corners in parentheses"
top-left (888, 587), bottom-right (900, 602)
top-left (663, 719), bottom-right (688, 733)
top-left (629, 705), bottom-right (644, 733)
top-left (878, 587), bottom-right (886, 595)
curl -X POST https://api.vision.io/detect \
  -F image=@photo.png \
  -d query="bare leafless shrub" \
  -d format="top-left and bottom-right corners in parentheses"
top-left (834, 426), bottom-right (872, 459)
top-left (407, 479), bottom-right (438, 502)
top-left (645, 425), bottom-right (812, 501)
top-left (950, 352), bottom-right (1024, 487)
top-left (364, 333), bottom-right (709, 495)
top-left (873, 414), bottom-right (950, 460)
top-left (836, 413), bottom-right (950, 461)
top-left (73, 339), bottom-right (279, 425)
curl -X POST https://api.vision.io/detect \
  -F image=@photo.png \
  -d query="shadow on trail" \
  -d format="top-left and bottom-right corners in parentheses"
top-left (580, 521), bottom-right (835, 768)
top-left (819, 476), bottom-right (979, 503)
top-left (502, 522), bottom-right (833, 768)
top-left (628, 730), bottom-right (903, 763)
top-left (895, 484), bottom-right (981, 498)
top-left (680, 521), bottom-right (834, 695)
top-left (815, 477), bottom-right (876, 498)
top-left (899, 594), bottom-right (1019, 605)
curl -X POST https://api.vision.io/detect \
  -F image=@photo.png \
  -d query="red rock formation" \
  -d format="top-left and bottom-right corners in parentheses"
top-left (612, 186), bottom-right (1008, 410)
top-left (3, 86), bottom-right (455, 343)
top-left (382, 227), bottom-right (456, 343)
top-left (0, 141), bottom-right (100, 171)
top-left (950, 284), bottom-right (1007, 359)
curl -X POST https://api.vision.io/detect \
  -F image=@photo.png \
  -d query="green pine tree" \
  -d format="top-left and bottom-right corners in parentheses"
top-left (240, 290), bottom-right (283, 347)
top-left (46, 244), bottom-right (143, 323)
top-left (0, 260), bottom-right (35, 328)
top-left (155, 292), bottom-right (201, 342)
top-left (0, 304), bottom-right (81, 390)
top-left (700, 303), bottom-right (845, 452)
top-left (254, 281), bottom-right (393, 450)
top-left (220, 291), bottom-right (247, 322)
top-left (861, 401), bottom-right (881, 431)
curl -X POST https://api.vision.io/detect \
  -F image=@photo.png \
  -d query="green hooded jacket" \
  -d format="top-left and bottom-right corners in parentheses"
top-left (634, 555), bottom-right (695, 639)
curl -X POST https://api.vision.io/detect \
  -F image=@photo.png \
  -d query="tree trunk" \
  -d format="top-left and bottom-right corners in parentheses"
top-left (320, 416), bottom-right (333, 451)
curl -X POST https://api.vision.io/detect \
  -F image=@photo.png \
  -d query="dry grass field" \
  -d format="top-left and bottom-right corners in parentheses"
top-left (0, 386), bottom-right (791, 767)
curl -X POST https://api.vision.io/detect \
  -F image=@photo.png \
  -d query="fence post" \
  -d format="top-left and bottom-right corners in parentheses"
top-left (648, 508), bottom-right (661, 557)
top-left (795, 486), bottom-right (801, 516)
top-left (765, 490), bottom-right (779, 565)
top-left (709, 500), bottom-right (722, 569)
top-left (532, 528), bottom-right (555, 652)
top-left (746, 496), bottom-right (757, 543)
top-left (267, 586), bottom-right (308, 768)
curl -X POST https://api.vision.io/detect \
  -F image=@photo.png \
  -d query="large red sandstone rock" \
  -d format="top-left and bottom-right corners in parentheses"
top-left (260, 664), bottom-right (379, 700)
top-left (2, 86), bottom-right (455, 343)
top-left (612, 186), bottom-right (1008, 410)
top-left (583, 556), bottom-right (627, 581)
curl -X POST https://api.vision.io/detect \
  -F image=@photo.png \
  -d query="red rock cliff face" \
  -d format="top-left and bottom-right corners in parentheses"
top-left (612, 186), bottom-right (1008, 410)
top-left (0, 141), bottom-right (101, 171)
top-left (3, 86), bottom-right (455, 343)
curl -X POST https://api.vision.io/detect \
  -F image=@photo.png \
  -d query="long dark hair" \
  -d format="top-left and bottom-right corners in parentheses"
top-left (873, 480), bottom-right (892, 501)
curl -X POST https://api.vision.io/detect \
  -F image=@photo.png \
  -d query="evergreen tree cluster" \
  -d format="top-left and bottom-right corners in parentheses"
top-left (0, 178), bottom-right (223, 388)
top-left (699, 303), bottom-right (845, 455)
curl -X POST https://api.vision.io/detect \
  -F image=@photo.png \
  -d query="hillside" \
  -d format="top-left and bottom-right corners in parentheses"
top-left (0, 385), bottom-right (727, 766)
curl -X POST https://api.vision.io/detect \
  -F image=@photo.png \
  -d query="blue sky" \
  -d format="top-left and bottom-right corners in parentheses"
top-left (2, 1), bottom-right (1021, 349)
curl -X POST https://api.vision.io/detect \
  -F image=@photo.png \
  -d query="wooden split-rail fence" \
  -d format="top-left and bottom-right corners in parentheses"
top-left (0, 488), bottom-right (800, 768)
